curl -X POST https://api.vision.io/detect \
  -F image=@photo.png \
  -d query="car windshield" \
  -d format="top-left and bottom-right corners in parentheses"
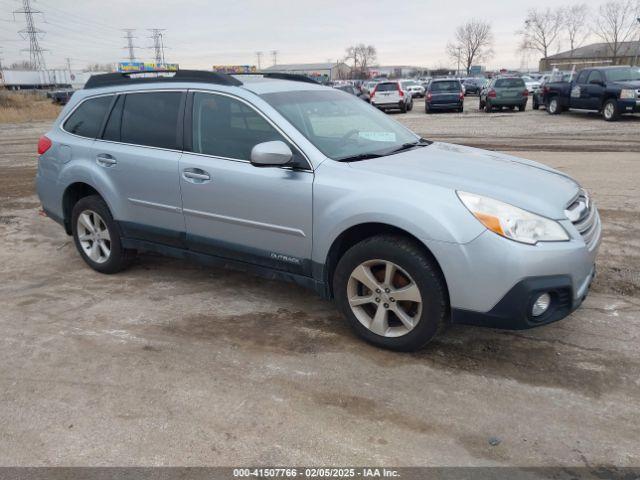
top-left (261, 90), bottom-right (419, 161)
top-left (604, 67), bottom-right (640, 82)
top-left (495, 78), bottom-right (525, 88)
top-left (430, 81), bottom-right (460, 92)
top-left (402, 81), bottom-right (417, 87)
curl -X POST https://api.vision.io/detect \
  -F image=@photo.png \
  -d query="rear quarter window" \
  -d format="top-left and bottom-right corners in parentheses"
top-left (63, 96), bottom-right (112, 138)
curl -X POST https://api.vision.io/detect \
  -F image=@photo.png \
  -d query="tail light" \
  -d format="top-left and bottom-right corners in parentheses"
top-left (426, 92), bottom-right (432, 101)
top-left (397, 84), bottom-right (404, 97)
top-left (38, 135), bottom-right (52, 155)
top-left (459, 91), bottom-right (464, 100)
top-left (370, 86), bottom-right (376, 99)
top-left (523, 89), bottom-right (529, 97)
top-left (488, 89), bottom-right (497, 98)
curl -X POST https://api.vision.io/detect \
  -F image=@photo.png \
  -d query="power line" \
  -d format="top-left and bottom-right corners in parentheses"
top-left (13, 0), bottom-right (47, 69)
top-left (122, 29), bottom-right (139, 62)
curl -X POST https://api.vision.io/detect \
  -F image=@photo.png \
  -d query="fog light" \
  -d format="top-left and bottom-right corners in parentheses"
top-left (532, 293), bottom-right (551, 317)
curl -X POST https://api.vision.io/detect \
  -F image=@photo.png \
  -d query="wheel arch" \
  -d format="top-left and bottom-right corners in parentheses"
top-left (322, 222), bottom-right (450, 302)
top-left (61, 182), bottom-right (108, 234)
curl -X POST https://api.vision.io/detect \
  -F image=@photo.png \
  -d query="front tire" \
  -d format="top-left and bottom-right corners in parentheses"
top-left (333, 235), bottom-right (448, 351)
top-left (71, 195), bottom-right (135, 274)
top-left (602, 99), bottom-right (619, 121)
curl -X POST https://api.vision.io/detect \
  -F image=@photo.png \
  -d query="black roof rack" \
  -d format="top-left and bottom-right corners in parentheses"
top-left (232, 72), bottom-right (320, 84)
top-left (84, 69), bottom-right (243, 89)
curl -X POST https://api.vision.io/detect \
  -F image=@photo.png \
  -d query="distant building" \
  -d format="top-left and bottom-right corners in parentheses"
top-left (539, 41), bottom-right (640, 71)
top-left (263, 62), bottom-right (350, 82)
top-left (368, 65), bottom-right (425, 78)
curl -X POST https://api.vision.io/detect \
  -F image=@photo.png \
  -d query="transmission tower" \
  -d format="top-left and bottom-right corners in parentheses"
top-left (13, 0), bottom-right (48, 70)
top-left (122, 29), bottom-right (139, 62)
top-left (271, 50), bottom-right (278, 66)
top-left (255, 51), bottom-right (263, 70)
top-left (148, 29), bottom-right (167, 65)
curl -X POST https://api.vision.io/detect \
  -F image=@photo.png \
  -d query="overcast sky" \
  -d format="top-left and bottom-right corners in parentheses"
top-left (0, 0), bottom-right (605, 71)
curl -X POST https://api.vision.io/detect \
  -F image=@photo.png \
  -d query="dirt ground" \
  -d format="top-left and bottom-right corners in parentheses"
top-left (0, 99), bottom-right (639, 467)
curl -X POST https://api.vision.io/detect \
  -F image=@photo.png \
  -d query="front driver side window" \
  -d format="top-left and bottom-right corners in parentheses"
top-left (192, 92), bottom-right (287, 161)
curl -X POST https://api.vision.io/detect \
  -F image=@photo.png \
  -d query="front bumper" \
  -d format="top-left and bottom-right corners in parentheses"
top-left (451, 269), bottom-right (595, 329)
top-left (428, 216), bottom-right (601, 330)
top-left (618, 99), bottom-right (640, 114)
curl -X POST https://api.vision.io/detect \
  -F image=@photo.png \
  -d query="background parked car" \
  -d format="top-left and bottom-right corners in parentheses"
top-left (425, 79), bottom-right (464, 113)
top-left (370, 81), bottom-right (413, 113)
top-left (461, 78), bottom-right (484, 95)
top-left (543, 66), bottom-right (640, 121)
top-left (521, 75), bottom-right (541, 94)
top-left (334, 84), bottom-right (370, 103)
top-left (400, 80), bottom-right (425, 98)
top-left (479, 76), bottom-right (528, 113)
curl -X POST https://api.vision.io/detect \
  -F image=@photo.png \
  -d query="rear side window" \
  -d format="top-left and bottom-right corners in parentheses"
top-left (375, 83), bottom-right (398, 92)
top-left (120, 92), bottom-right (183, 150)
top-left (63, 96), bottom-right (112, 138)
top-left (191, 92), bottom-right (285, 161)
top-left (495, 78), bottom-right (525, 88)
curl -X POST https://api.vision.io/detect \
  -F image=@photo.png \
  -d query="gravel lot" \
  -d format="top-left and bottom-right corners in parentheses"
top-left (1, 102), bottom-right (639, 467)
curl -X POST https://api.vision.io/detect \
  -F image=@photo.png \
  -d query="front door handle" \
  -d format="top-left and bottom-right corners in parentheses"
top-left (183, 168), bottom-right (211, 183)
top-left (96, 154), bottom-right (117, 167)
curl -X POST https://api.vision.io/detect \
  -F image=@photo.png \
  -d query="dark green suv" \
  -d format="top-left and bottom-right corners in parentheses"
top-left (479, 77), bottom-right (528, 113)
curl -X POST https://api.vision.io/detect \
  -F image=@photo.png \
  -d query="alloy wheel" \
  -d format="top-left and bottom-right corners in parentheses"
top-left (604, 102), bottom-right (615, 120)
top-left (77, 210), bottom-right (111, 264)
top-left (347, 259), bottom-right (422, 337)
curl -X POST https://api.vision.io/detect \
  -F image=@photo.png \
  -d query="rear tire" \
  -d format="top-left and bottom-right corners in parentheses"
top-left (71, 195), bottom-right (135, 274)
top-left (484, 101), bottom-right (492, 113)
top-left (533, 98), bottom-right (539, 110)
top-left (518, 104), bottom-right (526, 112)
top-left (333, 235), bottom-right (448, 351)
top-left (547, 96), bottom-right (561, 115)
top-left (400, 102), bottom-right (407, 113)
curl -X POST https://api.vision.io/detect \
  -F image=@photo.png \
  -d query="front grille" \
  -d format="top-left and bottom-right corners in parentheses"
top-left (565, 190), bottom-right (600, 249)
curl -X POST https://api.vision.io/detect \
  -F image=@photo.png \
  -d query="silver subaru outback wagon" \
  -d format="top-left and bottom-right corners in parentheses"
top-left (36, 70), bottom-right (601, 351)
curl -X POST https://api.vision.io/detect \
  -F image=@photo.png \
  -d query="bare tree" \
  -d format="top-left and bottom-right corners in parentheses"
top-left (564, 3), bottom-right (590, 52)
top-left (445, 19), bottom-right (494, 75)
top-left (344, 44), bottom-right (377, 79)
top-left (518, 7), bottom-right (565, 58)
top-left (593, 0), bottom-right (640, 61)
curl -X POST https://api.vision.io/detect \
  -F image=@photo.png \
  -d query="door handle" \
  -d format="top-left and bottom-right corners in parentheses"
top-left (183, 168), bottom-right (211, 183)
top-left (96, 154), bottom-right (117, 167)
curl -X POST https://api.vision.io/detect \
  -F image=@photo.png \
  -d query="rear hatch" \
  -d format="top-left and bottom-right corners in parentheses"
top-left (429, 80), bottom-right (461, 104)
top-left (373, 82), bottom-right (401, 103)
top-left (495, 78), bottom-right (526, 102)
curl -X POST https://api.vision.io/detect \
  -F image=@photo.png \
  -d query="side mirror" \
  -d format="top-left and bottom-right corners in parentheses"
top-left (250, 140), bottom-right (293, 167)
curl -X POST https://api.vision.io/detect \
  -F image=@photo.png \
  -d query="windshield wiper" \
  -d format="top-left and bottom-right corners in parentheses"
top-left (336, 152), bottom-right (385, 162)
top-left (386, 138), bottom-right (432, 155)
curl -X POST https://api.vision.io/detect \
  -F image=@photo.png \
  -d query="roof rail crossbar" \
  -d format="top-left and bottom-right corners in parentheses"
top-left (84, 69), bottom-right (243, 89)
top-left (232, 72), bottom-right (320, 84)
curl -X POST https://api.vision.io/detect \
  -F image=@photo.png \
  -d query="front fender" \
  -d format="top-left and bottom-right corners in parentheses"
top-left (311, 161), bottom-right (485, 264)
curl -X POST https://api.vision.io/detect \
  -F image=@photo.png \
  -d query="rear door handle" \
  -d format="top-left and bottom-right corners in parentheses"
top-left (96, 154), bottom-right (117, 167)
top-left (183, 168), bottom-right (211, 183)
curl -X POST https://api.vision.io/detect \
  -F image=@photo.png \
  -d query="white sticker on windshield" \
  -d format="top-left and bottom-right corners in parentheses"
top-left (358, 131), bottom-right (397, 142)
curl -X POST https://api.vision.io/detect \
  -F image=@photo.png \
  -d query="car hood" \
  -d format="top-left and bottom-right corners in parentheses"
top-left (611, 80), bottom-right (640, 89)
top-left (347, 142), bottom-right (580, 219)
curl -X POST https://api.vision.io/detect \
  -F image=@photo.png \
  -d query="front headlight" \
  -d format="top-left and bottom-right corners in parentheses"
top-left (457, 191), bottom-right (569, 245)
top-left (620, 89), bottom-right (636, 100)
